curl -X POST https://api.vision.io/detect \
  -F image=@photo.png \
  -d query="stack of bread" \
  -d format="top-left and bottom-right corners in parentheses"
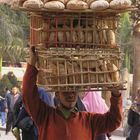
top-left (27, 8), bottom-right (124, 91)
top-left (9, 0), bottom-right (130, 90)
top-left (11, 0), bottom-right (132, 11)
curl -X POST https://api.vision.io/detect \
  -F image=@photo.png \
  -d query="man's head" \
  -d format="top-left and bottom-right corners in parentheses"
top-left (55, 91), bottom-right (78, 109)
top-left (11, 87), bottom-right (19, 95)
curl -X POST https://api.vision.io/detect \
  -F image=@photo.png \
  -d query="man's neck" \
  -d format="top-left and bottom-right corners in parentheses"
top-left (60, 103), bottom-right (74, 111)
top-left (59, 104), bottom-right (75, 119)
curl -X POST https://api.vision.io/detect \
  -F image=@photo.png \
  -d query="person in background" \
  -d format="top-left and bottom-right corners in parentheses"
top-left (13, 97), bottom-right (37, 140)
top-left (5, 87), bottom-right (10, 95)
top-left (126, 89), bottom-right (140, 140)
top-left (82, 90), bottom-right (108, 114)
top-left (0, 96), bottom-right (7, 127)
top-left (12, 86), bottom-right (54, 140)
top-left (128, 123), bottom-right (140, 140)
top-left (22, 46), bottom-right (123, 140)
top-left (82, 89), bottom-right (112, 140)
top-left (5, 86), bottom-right (21, 135)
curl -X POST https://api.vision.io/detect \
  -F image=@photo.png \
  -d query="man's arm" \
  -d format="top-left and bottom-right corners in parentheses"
top-left (22, 46), bottom-right (50, 125)
top-left (91, 89), bottom-right (123, 135)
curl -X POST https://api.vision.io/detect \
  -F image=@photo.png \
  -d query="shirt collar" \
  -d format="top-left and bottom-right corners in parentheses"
top-left (57, 105), bottom-right (78, 119)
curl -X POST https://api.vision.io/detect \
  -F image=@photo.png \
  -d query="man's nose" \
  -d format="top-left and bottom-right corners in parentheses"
top-left (69, 93), bottom-right (76, 97)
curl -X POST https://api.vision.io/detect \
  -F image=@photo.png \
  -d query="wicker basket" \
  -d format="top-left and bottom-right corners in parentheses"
top-left (30, 12), bottom-right (119, 49)
top-left (36, 47), bottom-right (124, 91)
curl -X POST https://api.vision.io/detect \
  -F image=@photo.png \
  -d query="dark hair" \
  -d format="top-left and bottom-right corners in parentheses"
top-left (129, 124), bottom-right (140, 140)
top-left (5, 87), bottom-right (9, 91)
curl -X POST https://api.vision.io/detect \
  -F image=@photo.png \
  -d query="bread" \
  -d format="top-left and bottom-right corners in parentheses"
top-left (90, 0), bottom-right (109, 10)
top-left (110, 0), bottom-right (132, 9)
top-left (82, 56), bottom-right (96, 69)
top-left (11, 0), bottom-right (26, 8)
top-left (44, 0), bottom-right (68, 4)
top-left (63, 25), bottom-right (71, 42)
top-left (82, 57), bottom-right (96, 83)
top-left (73, 61), bottom-right (81, 83)
top-left (86, 30), bottom-right (93, 43)
top-left (92, 28), bottom-right (99, 44)
top-left (59, 63), bottom-right (66, 84)
top-left (67, 0), bottom-right (88, 10)
top-left (100, 60), bottom-right (112, 82)
top-left (23, 0), bottom-right (43, 9)
top-left (106, 0), bottom-right (112, 2)
top-left (49, 32), bottom-right (55, 43)
top-left (67, 61), bottom-right (73, 83)
top-left (97, 60), bottom-right (105, 83)
top-left (66, 31), bottom-right (70, 42)
top-left (72, 31), bottom-right (78, 43)
top-left (90, 74), bottom-right (96, 83)
top-left (41, 23), bottom-right (48, 42)
top-left (58, 31), bottom-right (64, 42)
top-left (106, 61), bottom-right (120, 82)
top-left (86, 0), bottom-right (95, 6)
top-left (107, 30), bottom-right (116, 48)
top-left (44, 1), bottom-right (65, 9)
top-left (78, 30), bottom-right (85, 43)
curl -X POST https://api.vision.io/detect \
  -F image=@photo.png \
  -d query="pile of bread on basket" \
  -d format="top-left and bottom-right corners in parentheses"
top-left (11, 0), bottom-right (132, 11)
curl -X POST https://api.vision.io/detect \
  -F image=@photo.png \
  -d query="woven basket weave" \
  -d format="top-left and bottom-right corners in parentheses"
top-left (30, 12), bottom-right (119, 49)
top-left (36, 47), bottom-right (124, 91)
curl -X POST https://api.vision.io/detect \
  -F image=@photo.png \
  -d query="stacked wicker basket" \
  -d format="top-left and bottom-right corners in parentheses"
top-left (11, 0), bottom-right (136, 91)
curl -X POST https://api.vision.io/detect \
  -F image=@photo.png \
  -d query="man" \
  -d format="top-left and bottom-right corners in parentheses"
top-left (5, 86), bottom-right (20, 134)
top-left (126, 91), bottom-right (140, 140)
top-left (22, 46), bottom-right (123, 140)
top-left (12, 86), bottom-right (55, 140)
top-left (0, 96), bottom-right (7, 127)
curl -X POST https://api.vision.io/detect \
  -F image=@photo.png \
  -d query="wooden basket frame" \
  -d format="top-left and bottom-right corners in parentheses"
top-left (36, 47), bottom-right (125, 91)
top-left (30, 12), bottom-right (120, 49)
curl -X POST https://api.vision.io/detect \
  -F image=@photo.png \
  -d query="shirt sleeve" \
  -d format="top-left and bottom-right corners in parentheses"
top-left (22, 64), bottom-right (51, 126)
top-left (90, 95), bottom-right (123, 135)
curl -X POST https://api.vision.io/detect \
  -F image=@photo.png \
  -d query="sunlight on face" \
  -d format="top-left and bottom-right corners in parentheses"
top-left (12, 87), bottom-right (18, 95)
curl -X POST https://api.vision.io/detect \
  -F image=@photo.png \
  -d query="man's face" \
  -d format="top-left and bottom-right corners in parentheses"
top-left (12, 87), bottom-right (18, 95)
top-left (57, 92), bottom-right (78, 109)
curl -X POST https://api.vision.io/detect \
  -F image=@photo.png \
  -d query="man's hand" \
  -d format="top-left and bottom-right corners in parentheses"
top-left (28, 46), bottom-right (38, 66)
top-left (107, 84), bottom-right (123, 97)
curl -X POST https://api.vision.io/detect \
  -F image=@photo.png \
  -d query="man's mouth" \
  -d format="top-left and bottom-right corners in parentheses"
top-left (66, 98), bottom-right (76, 102)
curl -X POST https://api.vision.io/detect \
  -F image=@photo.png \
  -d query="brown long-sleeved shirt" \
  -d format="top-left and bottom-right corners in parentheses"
top-left (23, 64), bottom-right (123, 140)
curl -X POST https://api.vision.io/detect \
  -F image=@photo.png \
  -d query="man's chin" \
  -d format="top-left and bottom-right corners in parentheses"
top-left (62, 103), bottom-right (75, 110)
